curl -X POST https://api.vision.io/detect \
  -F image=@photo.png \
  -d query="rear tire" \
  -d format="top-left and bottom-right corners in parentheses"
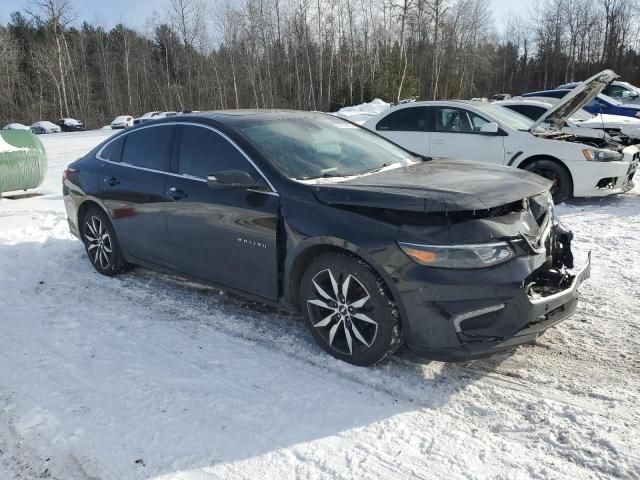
top-left (300, 253), bottom-right (402, 366)
top-left (523, 159), bottom-right (572, 204)
top-left (80, 207), bottom-right (132, 276)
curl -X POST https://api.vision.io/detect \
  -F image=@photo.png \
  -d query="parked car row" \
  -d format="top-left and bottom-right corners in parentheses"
top-left (2, 119), bottom-right (85, 134)
top-left (112, 111), bottom-right (197, 129)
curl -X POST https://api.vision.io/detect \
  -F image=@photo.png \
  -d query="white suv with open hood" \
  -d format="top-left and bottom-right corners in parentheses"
top-left (363, 70), bottom-right (638, 203)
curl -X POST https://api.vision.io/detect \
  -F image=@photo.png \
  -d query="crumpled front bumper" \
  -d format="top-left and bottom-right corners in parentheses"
top-left (392, 227), bottom-right (591, 362)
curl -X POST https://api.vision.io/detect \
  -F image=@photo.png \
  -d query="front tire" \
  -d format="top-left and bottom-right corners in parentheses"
top-left (523, 159), bottom-right (572, 204)
top-left (300, 253), bottom-right (402, 366)
top-left (81, 207), bottom-right (132, 276)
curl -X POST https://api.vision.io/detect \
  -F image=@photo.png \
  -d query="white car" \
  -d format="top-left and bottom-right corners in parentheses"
top-left (495, 97), bottom-right (640, 144)
top-left (30, 121), bottom-right (62, 134)
top-left (2, 123), bottom-right (31, 130)
top-left (154, 111), bottom-right (178, 119)
top-left (111, 115), bottom-right (134, 129)
top-left (133, 111), bottom-right (161, 125)
top-left (558, 80), bottom-right (640, 104)
top-left (363, 70), bottom-right (637, 203)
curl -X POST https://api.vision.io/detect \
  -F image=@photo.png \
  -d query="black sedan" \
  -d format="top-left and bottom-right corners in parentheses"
top-left (56, 118), bottom-right (85, 132)
top-left (62, 111), bottom-right (590, 366)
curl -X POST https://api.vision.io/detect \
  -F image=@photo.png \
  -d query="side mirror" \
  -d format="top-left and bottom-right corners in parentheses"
top-left (629, 91), bottom-right (639, 98)
top-left (479, 122), bottom-right (499, 134)
top-left (207, 170), bottom-right (267, 190)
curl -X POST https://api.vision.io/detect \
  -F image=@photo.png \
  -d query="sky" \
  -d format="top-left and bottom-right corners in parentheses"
top-left (0, 0), bottom-right (529, 31)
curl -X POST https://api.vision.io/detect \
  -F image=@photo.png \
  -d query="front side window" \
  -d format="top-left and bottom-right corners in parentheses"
top-left (178, 125), bottom-right (256, 179)
top-left (239, 116), bottom-right (417, 180)
top-left (376, 107), bottom-right (428, 131)
top-left (605, 85), bottom-right (629, 98)
top-left (434, 108), bottom-right (490, 133)
top-left (121, 125), bottom-right (173, 171)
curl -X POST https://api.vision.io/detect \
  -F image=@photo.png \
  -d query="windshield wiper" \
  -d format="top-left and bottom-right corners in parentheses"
top-left (297, 172), bottom-right (343, 180)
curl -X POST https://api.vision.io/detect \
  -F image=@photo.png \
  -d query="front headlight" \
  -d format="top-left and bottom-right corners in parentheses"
top-left (398, 241), bottom-right (514, 269)
top-left (582, 148), bottom-right (623, 162)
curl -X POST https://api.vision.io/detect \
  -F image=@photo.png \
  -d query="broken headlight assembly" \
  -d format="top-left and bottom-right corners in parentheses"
top-left (582, 148), bottom-right (624, 162)
top-left (398, 242), bottom-right (514, 269)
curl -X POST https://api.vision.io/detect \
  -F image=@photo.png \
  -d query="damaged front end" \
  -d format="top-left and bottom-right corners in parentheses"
top-left (391, 190), bottom-right (591, 361)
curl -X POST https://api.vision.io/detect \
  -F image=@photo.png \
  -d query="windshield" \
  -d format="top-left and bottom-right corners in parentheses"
top-left (239, 116), bottom-right (418, 180)
top-left (474, 103), bottom-right (534, 130)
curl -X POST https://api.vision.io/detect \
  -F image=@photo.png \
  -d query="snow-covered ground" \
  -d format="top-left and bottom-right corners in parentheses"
top-left (1, 129), bottom-right (639, 480)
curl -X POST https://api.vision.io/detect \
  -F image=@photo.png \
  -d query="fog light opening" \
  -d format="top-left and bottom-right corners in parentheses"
top-left (452, 304), bottom-right (506, 334)
top-left (596, 177), bottom-right (617, 189)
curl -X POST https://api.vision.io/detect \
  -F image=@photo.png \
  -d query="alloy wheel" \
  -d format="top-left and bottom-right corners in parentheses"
top-left (84, 216), bottom-right (113, 270)
top-left (306, 269), bottom-right (378, 356)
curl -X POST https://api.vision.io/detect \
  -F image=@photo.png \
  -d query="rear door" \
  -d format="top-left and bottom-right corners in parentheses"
top-left (99, 125), bottom-right (175, 264)
top-left (372, 106), bottom-right (430, 156)
top-left (164, 124), bottom-right (280, 300)
top-left (427, 106), bottom-right (506, 164)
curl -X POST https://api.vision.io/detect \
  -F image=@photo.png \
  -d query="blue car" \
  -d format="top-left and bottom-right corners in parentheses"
top-left (522, 89), bottom-right (640, 119)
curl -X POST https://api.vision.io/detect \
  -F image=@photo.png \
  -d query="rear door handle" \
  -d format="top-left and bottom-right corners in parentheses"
top-left (167, 187), bottom-right (187, 200)
top-left (104, 176), bottom-right (120, 186)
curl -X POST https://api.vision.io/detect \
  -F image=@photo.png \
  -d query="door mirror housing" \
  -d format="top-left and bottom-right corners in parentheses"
top-left (479, 122), bottom-right (500, 135)
top-left (207, 170), bottom-right (267, 190)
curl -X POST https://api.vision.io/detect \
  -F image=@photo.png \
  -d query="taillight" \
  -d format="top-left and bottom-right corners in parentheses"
top-left (63, 168), bottom-right (71, 181)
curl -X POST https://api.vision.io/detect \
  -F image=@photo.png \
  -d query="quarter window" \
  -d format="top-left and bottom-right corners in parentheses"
top-left (178, 125), bottom-right (256, 179)
top-left (376, 107), bottom-right (428, 131)
top-left (99, 135), bottom-right (125, 162)
top-left (121, 125), bottom-right (174, 171)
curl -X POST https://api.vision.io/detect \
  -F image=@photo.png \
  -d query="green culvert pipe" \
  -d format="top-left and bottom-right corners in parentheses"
top-left (0, 130), bottom-right (47, 194)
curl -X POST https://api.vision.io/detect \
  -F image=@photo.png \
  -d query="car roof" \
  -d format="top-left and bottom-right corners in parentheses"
top-left (174, 109), bottom-right (330, 127)
top-left (495, 98), bottom-right (553, 107)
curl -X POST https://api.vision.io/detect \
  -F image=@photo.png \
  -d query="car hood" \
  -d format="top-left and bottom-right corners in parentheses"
top-left (311, 160), bottom-right (552, 213)
top-left (530, 69), bottom-right (619, 132)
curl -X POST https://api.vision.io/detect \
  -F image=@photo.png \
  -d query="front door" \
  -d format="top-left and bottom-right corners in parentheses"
top-left (164, 124), bottom-right (280, 300)
top-left (428, 106), bottom-right (506, 164)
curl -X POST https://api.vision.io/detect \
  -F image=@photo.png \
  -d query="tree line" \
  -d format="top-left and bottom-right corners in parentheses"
top-left (0, 0), bottom-right (639, 128)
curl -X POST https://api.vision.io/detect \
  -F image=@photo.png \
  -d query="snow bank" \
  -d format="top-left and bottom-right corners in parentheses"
top-left (332, 98), bottom-right (390, 124)
top-left (1, 130), bottom-right (639, 479)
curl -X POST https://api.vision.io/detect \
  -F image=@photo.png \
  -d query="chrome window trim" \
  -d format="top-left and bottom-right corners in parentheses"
top-left (95, 121), bottom-right (279, 196)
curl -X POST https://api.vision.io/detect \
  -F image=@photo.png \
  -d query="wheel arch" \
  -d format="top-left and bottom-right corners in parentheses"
top-left (515, 155), bottom-right (574, 195)
top-left (284, 238), bottom-right (407, 327)
top-left (76, 198), bottom-right (110, 228)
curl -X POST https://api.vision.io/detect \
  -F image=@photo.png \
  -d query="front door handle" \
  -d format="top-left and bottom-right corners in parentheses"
top-left (167, 187), bottom-right (187, 200)
top-left (104, 176), bottom-right (120, 187)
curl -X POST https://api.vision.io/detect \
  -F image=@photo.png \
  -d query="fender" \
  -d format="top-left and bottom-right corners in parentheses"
top-left (283, 235), bottom-right (409, 328)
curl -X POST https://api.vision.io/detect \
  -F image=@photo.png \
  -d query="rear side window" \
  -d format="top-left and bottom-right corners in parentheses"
top-left (99, 135), bottom-right (125, 162)
top-left (121, 125), bottom-right (174, 171)
top-left (178, 125), bottom-right (255, 179)
top-left (376, 107), bottom-right (428, 131)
